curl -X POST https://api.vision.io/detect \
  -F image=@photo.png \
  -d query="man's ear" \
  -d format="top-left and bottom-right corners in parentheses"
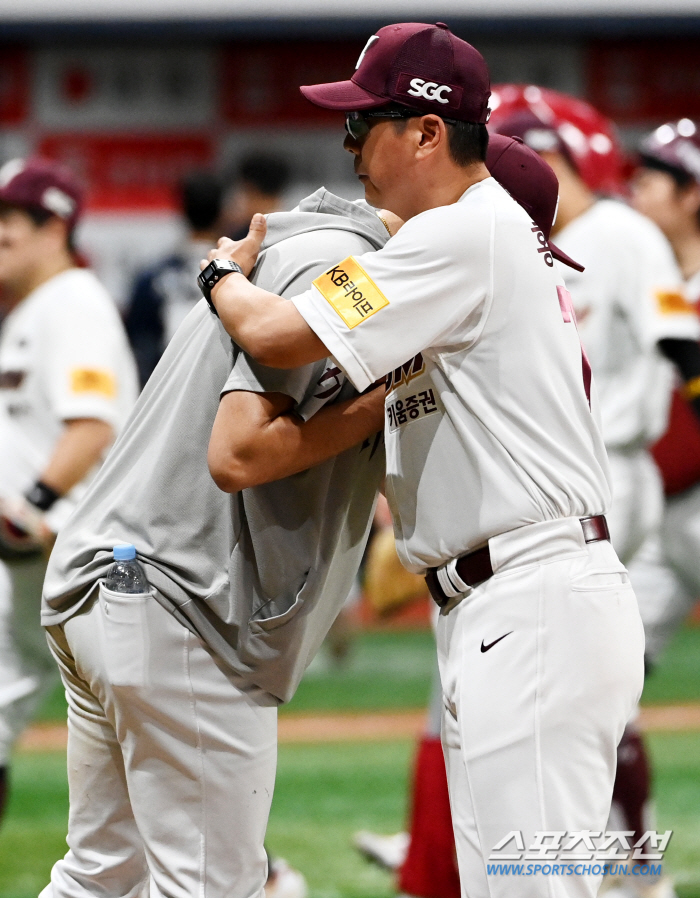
top-left (415, 115), bottom-right (446, 158)
top-left (682, 183), bottom-right (700, 220)
top-left (41, 215), bottom-right (71, 252)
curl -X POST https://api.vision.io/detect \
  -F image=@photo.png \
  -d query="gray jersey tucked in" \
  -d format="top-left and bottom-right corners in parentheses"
top-left (42, 189), bottom-right (387, 702)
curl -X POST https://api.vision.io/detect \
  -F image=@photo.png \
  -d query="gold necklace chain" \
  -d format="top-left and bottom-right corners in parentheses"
top-left (377, 213), bottom-right (392, 237)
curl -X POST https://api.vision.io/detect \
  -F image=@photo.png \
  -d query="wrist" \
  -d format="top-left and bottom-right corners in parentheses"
top-left (25, 480), bottom-right (61, 512)
top-left (198, 259), bottom-right (246, 318)
top-left (210, 271), bottom-right (246, 310)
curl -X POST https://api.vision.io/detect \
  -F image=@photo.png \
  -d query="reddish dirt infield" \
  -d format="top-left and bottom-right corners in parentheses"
top-left (16, 704), bottom-right (700, 753)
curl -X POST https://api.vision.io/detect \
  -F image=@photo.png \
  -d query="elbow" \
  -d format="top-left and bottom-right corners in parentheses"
top-left (208, 448), bottom-right (255, 494)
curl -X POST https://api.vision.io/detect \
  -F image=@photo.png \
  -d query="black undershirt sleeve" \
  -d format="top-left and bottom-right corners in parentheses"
top-left (658, 337), bottom-right (700, 421)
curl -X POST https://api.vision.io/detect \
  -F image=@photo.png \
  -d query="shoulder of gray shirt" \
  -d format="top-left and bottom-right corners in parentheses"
top-left (261, 187), bottom-right (389, 258)
top-left (220, 188), bottom-right (390, 406)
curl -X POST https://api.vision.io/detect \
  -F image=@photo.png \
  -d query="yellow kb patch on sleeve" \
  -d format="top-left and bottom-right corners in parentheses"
top-left (655, 289), bottom-right (697, 316)
top-left (313, 256), bottom-right (389, 329)
top-left (70, 368), bottom-right (117, 397)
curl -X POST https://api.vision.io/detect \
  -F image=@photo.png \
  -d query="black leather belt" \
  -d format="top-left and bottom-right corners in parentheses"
top-left (425, 514), bottom-right (611, 608)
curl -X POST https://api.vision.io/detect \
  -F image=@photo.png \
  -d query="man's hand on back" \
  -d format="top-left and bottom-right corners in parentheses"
top-left (202, 213), bottom-right (268, 277)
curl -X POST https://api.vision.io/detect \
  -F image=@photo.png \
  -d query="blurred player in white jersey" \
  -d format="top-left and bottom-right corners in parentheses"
top-left (626, 120), bottom-right (700, 673)
top-left (0, 158), bottom-right (139, 821)
top-left (491, 87), bottom-right (700, 898)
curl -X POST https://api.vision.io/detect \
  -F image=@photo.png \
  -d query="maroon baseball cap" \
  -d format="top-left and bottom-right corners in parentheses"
top-left (300, 22), bottom-right (491, 123)
top-left (0, 157), bottom-right (84, 230)
top-left (639, 119), bottom-right (700, 186)
top-left (487, 134), bottom-right (584, 272)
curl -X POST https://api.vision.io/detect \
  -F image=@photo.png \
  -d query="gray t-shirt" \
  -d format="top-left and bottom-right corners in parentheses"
top-left (42, 189), bottom-right (388, 702)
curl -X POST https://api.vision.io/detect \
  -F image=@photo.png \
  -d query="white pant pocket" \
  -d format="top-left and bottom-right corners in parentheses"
top-left (570, 569), bottom-right (630, 592)
top-left (98, 581), bottom-right (152, 688)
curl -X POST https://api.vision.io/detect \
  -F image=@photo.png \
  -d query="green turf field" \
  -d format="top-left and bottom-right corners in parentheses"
top-left (2, 735), bottom-right (699, 898)
top-left (3, 624), bottom-right (700, 897)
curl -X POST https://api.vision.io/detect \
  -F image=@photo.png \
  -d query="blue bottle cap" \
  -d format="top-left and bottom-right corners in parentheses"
top-left (113, 544), bottom-right (136, 561)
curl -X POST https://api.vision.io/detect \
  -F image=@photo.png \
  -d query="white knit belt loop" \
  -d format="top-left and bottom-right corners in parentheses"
top-left (436, 558), bottom-right (472, 599)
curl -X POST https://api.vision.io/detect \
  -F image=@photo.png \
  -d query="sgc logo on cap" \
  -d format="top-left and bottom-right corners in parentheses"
top-left (406, 79), bottom-right (452, 104)
top-left (395, 73), bottom-right (463, 110)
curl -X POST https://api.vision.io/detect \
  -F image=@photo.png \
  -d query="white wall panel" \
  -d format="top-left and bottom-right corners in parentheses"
top-left (33, 46), bottom-right (216, 131)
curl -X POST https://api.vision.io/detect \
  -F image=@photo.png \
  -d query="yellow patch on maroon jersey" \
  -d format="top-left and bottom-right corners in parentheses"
top-left (70, 368), bottom-right (116, 397)
top-left (313, 257), bottom-right (389, 329)
top-left (655, 289), bottom-right (697, 316)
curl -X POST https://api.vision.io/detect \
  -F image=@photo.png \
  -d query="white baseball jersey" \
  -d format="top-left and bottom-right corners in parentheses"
top-left (553, 199), bottom-right (700, 450)
top-left (628, 264), bottom-right (700, 661)
top-left (293, 177), bottom-right (611, 574)
top-left (689, 268), bottom-right (700, 307)
top-left (0, 267), bottom-right (139, 527)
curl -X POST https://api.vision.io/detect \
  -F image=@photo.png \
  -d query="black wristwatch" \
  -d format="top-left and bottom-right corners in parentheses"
top-left (197, 259), bottom-right (245, 316)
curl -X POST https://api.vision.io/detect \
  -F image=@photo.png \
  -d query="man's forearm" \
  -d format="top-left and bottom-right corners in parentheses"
top-left (40, 418), bottom-right (114, 496)
top-left (209, 386), bottom-right (385, 493)
top-left (212, 275), bottom-right (328, 369)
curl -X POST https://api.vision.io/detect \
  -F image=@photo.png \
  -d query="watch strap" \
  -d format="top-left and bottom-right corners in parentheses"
top-left (197, 259), bottom-right (245, 316)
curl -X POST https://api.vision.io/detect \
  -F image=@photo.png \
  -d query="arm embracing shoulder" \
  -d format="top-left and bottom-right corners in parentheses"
top-left (213, 275), bottom-right (328, 369)
top-left (208, 385), bottom-right (385, 493)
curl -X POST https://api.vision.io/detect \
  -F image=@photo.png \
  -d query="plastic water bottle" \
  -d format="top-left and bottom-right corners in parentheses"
top-left (104, 544), bottom-right (149, 594)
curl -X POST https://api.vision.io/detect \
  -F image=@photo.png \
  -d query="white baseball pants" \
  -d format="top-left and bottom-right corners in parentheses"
top-left (436, 517), bottom-right (645, 898)
top-left (628, 481), bottom-right (700, 662)
top-left (41, 583), bottom-right (278, 898)
top-left (0, 555), bottom-right (57, 765)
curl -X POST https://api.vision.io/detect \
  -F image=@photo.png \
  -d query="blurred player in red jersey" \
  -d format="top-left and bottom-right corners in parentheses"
top-left (626, 120), bottom-right (700, 680)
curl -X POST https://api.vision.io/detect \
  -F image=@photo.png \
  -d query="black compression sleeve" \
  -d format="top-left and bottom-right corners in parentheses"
top-left (25, 480), bottom-right (61, 511)
top-left (658, 338), bottom-right (700, 380)
top-left (658, 338), bottom-right (700, 422)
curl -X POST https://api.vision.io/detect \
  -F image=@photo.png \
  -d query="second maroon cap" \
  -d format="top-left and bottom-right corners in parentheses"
top-left (487, 134), bottom-right (584, 272)
top-left (639, 119), bottom-right (700, 186)
top-left (300, 22), bottom-right (491, 124)
top-left (0, 157), bottom-right (83, 230)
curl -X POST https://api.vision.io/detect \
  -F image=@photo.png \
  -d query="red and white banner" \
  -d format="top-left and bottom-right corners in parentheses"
top-left (221, 41), bottom-right (364, 126)
top-left (39, 134), bottom-right (214, 211)
top-left (33, 47), bottom-right (216, 131)
top-left (588, 40), bottom-right (700, 124)
top-left (0, 48), bottom-right (29, 124)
